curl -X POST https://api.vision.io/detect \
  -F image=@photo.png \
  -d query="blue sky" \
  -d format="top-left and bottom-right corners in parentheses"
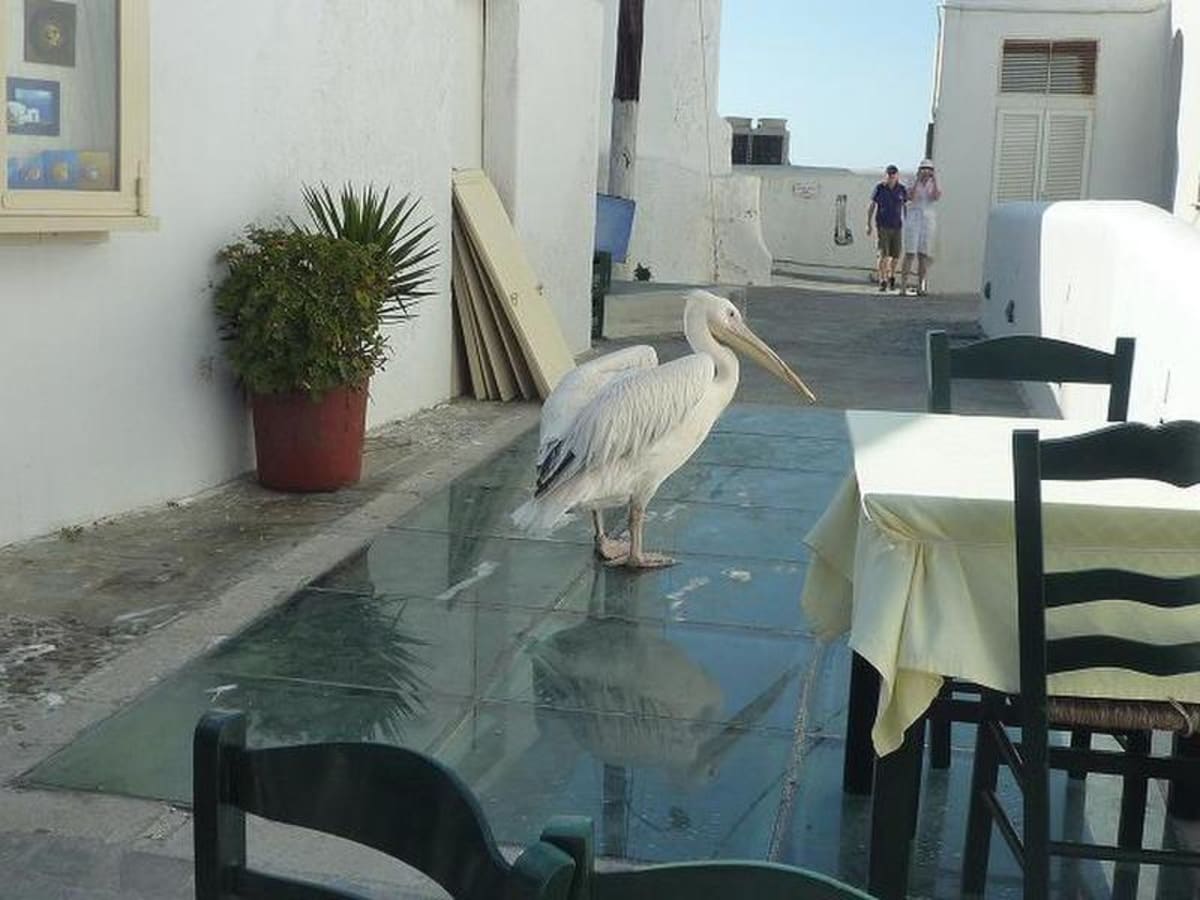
top-left (719, 0), bottom-right (940, 170)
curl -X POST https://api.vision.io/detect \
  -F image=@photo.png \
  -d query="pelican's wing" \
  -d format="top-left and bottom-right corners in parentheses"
top-left (538, 345), bottom-right (658, 465)
top-left (536, 354), bottom-right (713, 496)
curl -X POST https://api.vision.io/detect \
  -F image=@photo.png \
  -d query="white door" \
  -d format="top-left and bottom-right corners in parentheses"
top-left (992, 108), bottom-right (1092, 203)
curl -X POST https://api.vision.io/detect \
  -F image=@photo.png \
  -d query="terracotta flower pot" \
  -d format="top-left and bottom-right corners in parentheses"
top-left (251, 385), bottom-right (368, 492)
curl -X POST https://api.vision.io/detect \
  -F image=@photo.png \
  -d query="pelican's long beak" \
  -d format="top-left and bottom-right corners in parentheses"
top-left (717, 320), bottom-right (817, 403)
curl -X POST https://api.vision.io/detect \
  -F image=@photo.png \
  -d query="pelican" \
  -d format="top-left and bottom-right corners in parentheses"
top-left (512, 289), bottom-right (816, 568)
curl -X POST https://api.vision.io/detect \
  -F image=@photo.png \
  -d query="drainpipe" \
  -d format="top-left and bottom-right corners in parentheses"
top-left (608, 0), bottom-right (643, 200)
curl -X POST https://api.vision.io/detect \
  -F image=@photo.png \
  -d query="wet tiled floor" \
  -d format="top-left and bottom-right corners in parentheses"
top-left (21, 405), bottom-right (1193, 898)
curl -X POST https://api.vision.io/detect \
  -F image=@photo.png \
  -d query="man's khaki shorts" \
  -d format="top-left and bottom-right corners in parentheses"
top-left (876, 227), bottom-right (902, 259)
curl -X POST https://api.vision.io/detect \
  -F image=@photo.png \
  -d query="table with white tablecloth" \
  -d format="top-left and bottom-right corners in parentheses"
top-left (801, 410), bottom-right (1200, 757)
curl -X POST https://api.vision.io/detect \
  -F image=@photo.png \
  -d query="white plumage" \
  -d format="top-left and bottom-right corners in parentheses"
top-left (513, 289), bottom-right (815, 568)
top-left (536, 345), bottom-right (658, 470)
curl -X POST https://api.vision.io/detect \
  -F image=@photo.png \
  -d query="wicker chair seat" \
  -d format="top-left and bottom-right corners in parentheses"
top-left (1048, 695), bottom-right (1200, 736)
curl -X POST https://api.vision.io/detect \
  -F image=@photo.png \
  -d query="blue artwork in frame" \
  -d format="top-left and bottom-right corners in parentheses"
top-left (6, 77), bottom-right (60, 136)
top-left (7, 153), bottom-right (46, 188)
top-left (42, 149), bottom-right (80, 188)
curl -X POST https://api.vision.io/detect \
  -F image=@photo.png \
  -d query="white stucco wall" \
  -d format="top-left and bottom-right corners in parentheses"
top-left (603, 0), bottom-right (770, 286)
top-left (933, 0), bottom-right (1171, 294)
top-left (1169, 0), bottom-right (1200, 226)
top-left (712, 169), bottom-right (773, 284)
top-left (980, 200), bottom-right (1200, 423)
top-left (484, 0), bottom-right (603, 354)
top-left (453, 0), bottom-right (485, 170)
top-left (596, 0), bottom-right (620, 192)
top-left (752, 166), bottom-right (899, 278)
top-left (0, 0), bottom-right (606, 549)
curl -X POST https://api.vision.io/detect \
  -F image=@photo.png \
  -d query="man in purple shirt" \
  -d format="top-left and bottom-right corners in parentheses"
top-left (867, 165), bottom-right (907, 292)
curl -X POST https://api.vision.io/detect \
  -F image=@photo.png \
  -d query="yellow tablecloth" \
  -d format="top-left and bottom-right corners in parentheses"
top-left (801, 410), bottom-right (1200, 756)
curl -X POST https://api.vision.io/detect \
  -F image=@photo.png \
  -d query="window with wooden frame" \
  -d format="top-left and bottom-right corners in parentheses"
top-left (1, 0), bottom-right (151, 234)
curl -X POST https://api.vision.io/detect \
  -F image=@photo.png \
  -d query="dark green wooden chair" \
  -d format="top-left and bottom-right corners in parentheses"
top-left (923, 329), bottom-right (1137, 773)
top-left (539, 816), bottom-right (876, 900)
top-left (193, 710), bottom-right (575, 900)
top-left (963, 422), bottom-right (1200, 900)
top-left (926, 330), bottom-right (1135, 420)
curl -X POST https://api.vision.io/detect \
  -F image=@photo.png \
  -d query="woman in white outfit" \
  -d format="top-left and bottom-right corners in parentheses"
top-left (900, 158), bottom-right (941, 296)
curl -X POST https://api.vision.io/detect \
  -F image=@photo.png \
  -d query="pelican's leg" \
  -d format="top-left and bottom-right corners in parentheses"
top-left (592, 509), bottom-right (630, 562)
top-left (618, 502), bottom-right (675, 570)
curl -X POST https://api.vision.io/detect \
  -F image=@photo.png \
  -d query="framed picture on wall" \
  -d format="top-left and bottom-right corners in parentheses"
top-left (25, 0), bottom-right (77, 68)
top-left (6, 77), bottom-right (61, 136)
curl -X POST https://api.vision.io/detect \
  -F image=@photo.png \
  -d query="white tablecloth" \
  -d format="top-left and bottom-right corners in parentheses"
top-left (801, 411), bottom-right (1200, 756)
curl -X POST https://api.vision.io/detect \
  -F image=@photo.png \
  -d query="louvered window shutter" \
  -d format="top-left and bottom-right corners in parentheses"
top-left (1002, 40), bottom-right (1097, 95)
top-left (1049, 42), bottom-right (1098, 95)
top-left (1001, 41), bottom-right (1051, 93)
top-left (1039, 112), bottom-right (1091, 200)
top-left (994, 111), bottom-right (1042, 202)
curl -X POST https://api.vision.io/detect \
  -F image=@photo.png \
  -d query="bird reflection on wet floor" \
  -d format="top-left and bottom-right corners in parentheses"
top-left (530, 569), bottom-right (815, 864)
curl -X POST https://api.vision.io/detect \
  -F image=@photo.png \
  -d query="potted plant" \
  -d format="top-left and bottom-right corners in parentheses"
top-left (214, 186), bottom-right (437, 491)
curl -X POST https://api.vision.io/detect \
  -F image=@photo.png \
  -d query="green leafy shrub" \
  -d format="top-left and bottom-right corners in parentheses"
top-left (214, 227), bottom-right (391, 396)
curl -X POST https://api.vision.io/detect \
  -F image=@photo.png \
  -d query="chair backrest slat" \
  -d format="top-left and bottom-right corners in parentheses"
top-left (538, 818), bottom-right (876, 900)
top-left (1048, 637), bottom-right (1200, 677)
top-left (927, 330), bottom-right (1135, 421)
top-left (235, 868), bottom-right (370, 900)
top-left (1039, 420), bottom-right (1200, 485)
top-left (952, 335), bottom-right (1116, 383)
top-left (1045, 569), bottom-right (1200, 610)
top-left (592, 863), bottom-right (876, 900)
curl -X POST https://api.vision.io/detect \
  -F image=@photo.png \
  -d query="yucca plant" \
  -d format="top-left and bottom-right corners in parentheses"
top-left (300, 183), bottom-right (439, 323)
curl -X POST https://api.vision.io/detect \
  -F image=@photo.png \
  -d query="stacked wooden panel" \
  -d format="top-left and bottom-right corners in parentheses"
top-left (450, 169), bottom-right (574, 401)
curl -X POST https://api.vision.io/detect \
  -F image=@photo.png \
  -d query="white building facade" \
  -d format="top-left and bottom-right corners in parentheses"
top-left (0, 0), bottom-right (607, 549)
top-left (930, 0), bottom-right (1174, 294)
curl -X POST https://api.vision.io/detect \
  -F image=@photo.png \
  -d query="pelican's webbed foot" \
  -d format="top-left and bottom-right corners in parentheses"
top-left (591, 509), bottom-right (631, 562)
top-left (595, 534), bottom-right (631, 562)
top-left (608, 503), bottom-right (676, 569)
top-left (606, 550), bottom-right (676, 569)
